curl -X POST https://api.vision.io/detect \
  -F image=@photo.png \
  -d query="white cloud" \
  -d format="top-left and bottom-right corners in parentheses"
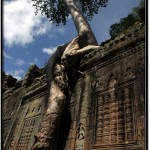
top-left (55, 27), bottom-right (65, 34)
top-left (15, 59), bottom-right (25, 66)
top-left (42, 46), bottom-right (57, 55)
top-left (3, 51), bottom-right (14, 59)
top-left (14, 69), bottom-right (25, 75)
top-left (3, 51), bottom-right (25, 66)
top-left (4, 0), bottom-right (51, 47)
top-left (29, 57), bottom-right (39, 65)
top-left (48, 26), bottom-right (65, 39)
top-left (33, 21), bottom-right (50, 36)
top-left (6, 69), bottom-right (25, 80)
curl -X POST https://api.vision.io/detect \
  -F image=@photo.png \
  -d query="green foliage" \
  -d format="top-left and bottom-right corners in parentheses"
top-left (132, 0), bottom-right (145, 22)
top-left (32, 0), bottom-right (108, 25)
top-left (109, 0), bottom-right (145, 37)
top-left (109, 14), bottom-right (138, 37)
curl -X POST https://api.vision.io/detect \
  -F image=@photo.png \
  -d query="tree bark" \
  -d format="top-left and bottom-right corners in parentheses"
top-left (31, 1), bottom-right (99, 150)
top-left (31, 44), bottom-right (69, 150)
top-left (64, 0), bottom-right (98, 46)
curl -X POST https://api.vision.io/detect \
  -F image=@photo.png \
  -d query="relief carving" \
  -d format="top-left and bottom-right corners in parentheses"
top-left (117, 90), bottom-right (125, 143)
top-left (77, 123), bottom-right (85, 141)
top-left (109, 90), bottom-right (117, 143)
top-left (124, 67), bottom-right (135, 80)
top-left (2, 23), bottom-right (145, 150)
top-left (95, 83), bottom-right (135, 145)
top-left (124, 86), bottom-right (134, 142)
top-left (16, 117), bottom-right (38, 150)
top-left (108, 74), bottom-right (117, 88)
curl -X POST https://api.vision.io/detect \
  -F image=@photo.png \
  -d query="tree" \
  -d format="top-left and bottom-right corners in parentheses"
top-left (109, 13), bottom-right (138, 37)
top-left (32, 0), bottom-right (108, 45)
top-left (109, 0), bottom-right (145, 37)
top-left (132, 0), bottom-right (145, 22)
top-left (31, 0), bottom-right (108, 149)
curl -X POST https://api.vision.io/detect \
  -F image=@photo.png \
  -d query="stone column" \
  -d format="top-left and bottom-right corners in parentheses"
top-left (124, 87), bottom-right (133, 142)
top-left (109, 90), bottom-right (117, 143)
top-left (117, 91), bottom-right (125, 143)
top-left (76, 75), bottom-right (91, 150)
top-left (96, 95), bottom-right (104, 144)
top-left (103, 94), bottom-right (110, 144)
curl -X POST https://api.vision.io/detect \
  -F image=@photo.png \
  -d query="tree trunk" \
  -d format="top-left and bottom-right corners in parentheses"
top-left (65, 0), bottom-right (98, 46)
top-left (31, 44), bottom-right (69, 150)
top-left (31, 1), bottom-right (99, 150)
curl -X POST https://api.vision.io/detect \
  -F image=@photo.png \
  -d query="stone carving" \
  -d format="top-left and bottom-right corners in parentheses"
top-left (108, 74), bottom-right (117, 88)
top-left (109, 90), bottom-right (117, 143)
top-left (124, 86), bottom-right (134, 142)
top-left (22, 64), bottom-right (43, 87)
top-left (77, 123), bottom-right (85, 141)
top-left (2, 120), bottom-right (11, 145)
top-left (124, 67), bottom-right (134, 79)
top-left (2, 22), bottom-right (145, 150)
top-left (96, 95), bottom-right (104, 144)
top-left (81, 23), bottom-right (145, 67)
top-left (16, 118), bottom-right (38, 150)
top-left (8, 136), bottom-right (16, 150)
top-left (31, 32), bottom-right (100, 149)
top-left (102, 93), bottom-right (110, 144)
top-left (117, 90), bottom-right (125, 143)
top-left (95, 82), bottom-right (135, 146)
top-left (25, 99), bottom-right (43, 116)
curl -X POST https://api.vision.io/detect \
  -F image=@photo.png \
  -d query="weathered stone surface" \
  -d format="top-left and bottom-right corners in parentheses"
top-left (22, 64), bottom-right (45, 87)
top-left (80, 22), bottom-right (145, 68)
top-left (2, 73), bottom-right (17, 94)
top-left (2, 22), bottom-right (145, 150)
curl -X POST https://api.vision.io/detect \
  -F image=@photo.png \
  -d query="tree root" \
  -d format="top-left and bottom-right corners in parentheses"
top-left (31, 34), bottom-right (99, 150)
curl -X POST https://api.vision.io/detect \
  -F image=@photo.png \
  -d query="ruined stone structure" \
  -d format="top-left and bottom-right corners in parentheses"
top-left (2, 22), bottom-right (145, 150)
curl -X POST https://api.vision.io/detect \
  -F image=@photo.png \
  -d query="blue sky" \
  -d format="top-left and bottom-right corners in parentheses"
top-left (3, 0), bottom-right (140, 80)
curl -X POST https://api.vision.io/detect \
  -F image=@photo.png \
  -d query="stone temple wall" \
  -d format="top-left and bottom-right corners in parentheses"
top-left (2, 22), bottom-right (145, 150)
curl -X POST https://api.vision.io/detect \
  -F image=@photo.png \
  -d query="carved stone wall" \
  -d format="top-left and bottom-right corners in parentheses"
top-left (3, 91), bottom-right (48, 150)
top-left (2, 22), bottom-right (145, 150)
top-left (2, 92), bottom-right (23, 149)
top-left (62, 22), bottom-right (145, 150)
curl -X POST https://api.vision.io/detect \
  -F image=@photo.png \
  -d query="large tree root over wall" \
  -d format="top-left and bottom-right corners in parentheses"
top-left (31, 33), bottom-right (99, 150)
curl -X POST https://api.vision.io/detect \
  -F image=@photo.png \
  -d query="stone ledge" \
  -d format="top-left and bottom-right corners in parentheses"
top-left (22, 83), bottom-right (47, 101)
top-left (80, 22), bottom-right (145, 69)
top-left (93, 142), bottom-right (143, 150)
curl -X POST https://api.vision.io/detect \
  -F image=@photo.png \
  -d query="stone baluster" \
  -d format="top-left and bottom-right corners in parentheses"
top-left (109, 90), bottom-right (117, 143)
top-left (103, 94), bottom-right (110, 144)
top-left (117, 91), bottom-right (125, 143)
top-left (124, 87), bottom-right (133, 142)
top-left (96, 95), bottom-right (104, 144)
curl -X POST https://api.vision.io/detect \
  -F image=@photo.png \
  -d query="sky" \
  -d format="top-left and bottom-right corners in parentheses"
top-left (3, 0), bottom-right (141, 80)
